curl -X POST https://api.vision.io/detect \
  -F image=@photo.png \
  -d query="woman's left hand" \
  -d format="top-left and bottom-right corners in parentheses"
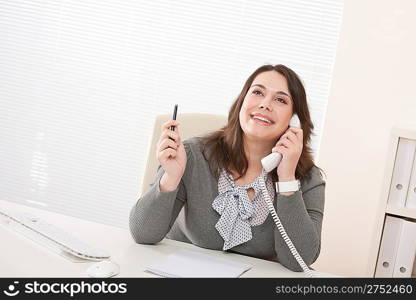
top-left (272, 127), bottom-right (303, 181)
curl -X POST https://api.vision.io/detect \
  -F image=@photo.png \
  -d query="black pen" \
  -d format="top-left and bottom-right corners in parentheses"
top-left (169, 104), bottom-right (178, 140)
top-left (170, 104), bottom-right (178, 131)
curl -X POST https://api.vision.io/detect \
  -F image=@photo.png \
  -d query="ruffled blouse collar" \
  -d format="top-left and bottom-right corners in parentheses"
top-left (212, 169), bottom-right (275, 250)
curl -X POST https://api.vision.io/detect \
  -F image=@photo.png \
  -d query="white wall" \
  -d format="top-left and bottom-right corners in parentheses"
top-left (0, 1), bottom-right (343, 229)
top-left (314, 0), bottom-right (416, 276)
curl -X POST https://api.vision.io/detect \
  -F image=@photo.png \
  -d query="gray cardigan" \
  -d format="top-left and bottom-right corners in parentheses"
top-left (129, 136), bottom-right (326, 272)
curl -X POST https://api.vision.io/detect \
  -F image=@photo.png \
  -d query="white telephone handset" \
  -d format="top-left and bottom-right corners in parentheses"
top-left (258, 114), bottom-right (314, 277)
top-left (261, 114), bottom-right (301, 172)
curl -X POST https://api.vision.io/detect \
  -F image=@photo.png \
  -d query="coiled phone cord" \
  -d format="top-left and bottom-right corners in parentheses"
top-left (258, 172), bottom-right (314, 278)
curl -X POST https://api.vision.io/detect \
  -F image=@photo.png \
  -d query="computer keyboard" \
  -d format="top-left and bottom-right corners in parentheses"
top-left (0, 208), bottom-right (110, 261)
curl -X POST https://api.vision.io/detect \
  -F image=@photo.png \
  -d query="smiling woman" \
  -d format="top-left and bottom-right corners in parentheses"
top-left (239, 71), bottom-right (294, 153)
top-left (129, 64), bottom-right (326, 273)
top-left (203, 64), bottom-right (318, 183)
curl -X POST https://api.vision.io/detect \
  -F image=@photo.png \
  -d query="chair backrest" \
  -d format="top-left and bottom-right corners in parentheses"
top-left (140, 113), bottom-right (227, 196)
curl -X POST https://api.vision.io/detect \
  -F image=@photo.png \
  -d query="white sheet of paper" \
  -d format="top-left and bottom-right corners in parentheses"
top-left (146, 249), bottom-right (252, 278)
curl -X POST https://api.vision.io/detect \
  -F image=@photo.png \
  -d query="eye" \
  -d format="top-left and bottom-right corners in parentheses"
top-left (252, 89), bottom-right (263, 96)
top-left (275, 97), bottom-right (287, 104)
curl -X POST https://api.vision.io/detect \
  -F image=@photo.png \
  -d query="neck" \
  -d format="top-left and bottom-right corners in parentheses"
top-left (243, 136), bottom-right (276, 171)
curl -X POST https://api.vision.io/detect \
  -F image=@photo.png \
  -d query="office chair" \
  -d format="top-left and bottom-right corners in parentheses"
top-left (140, 113), bottom-right (227, 196)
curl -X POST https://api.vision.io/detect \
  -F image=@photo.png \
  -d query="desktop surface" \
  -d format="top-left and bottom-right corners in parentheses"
top-left (0, 200), bottom-right (337, 278)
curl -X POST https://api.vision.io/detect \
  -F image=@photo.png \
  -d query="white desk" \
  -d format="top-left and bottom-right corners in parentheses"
top-left (0, 200), bottom-right (337, 278)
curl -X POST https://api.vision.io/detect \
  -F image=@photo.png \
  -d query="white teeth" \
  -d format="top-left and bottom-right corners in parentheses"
top-left (252, 115), bottom-right (272, 124)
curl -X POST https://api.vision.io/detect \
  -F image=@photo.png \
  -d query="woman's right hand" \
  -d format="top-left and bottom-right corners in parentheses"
top-left (156, 120), bottom-right (187, 186)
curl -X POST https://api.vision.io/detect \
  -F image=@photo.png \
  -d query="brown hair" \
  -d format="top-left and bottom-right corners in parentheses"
top-left (200, 64), bottom-right (324, 182)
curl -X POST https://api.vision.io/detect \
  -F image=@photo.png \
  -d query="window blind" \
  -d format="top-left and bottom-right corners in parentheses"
top-left (0, 0), bottom-right (344, 228)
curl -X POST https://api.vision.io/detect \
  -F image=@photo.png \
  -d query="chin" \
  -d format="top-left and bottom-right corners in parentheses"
top-left (244, 130), bottom-right (275, 142)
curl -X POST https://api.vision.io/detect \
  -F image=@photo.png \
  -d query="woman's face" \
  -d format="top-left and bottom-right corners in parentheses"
top-left (239, 70), bottom-right (294, 142)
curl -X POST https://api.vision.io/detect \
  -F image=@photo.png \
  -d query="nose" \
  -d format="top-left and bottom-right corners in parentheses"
top-left (258, 95), bottom-right (273, 111)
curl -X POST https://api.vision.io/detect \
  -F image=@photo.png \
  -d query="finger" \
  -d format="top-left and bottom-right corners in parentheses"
top-left (159, 147), bottom-right (177, 160)
top-left (287, 129), bottom-right (304, 149)
top-left (168, 124), bottom-right (182, 142)
top-left (272, 139), bottom-right (286, 150)
top-left (281, 131), bottom-right (299, 145)
top-left (277, 128), bottom-right (294, 144)
top-left (281, 130), bottom-right (298, 141)
top-left (278, 133), bottom-right (295, 144)
top-left (161, 120), bottom-right (180, 131)
top-left (276, 137), bottom-right (297, 148)
top-left (277, 138), bottom-right (295, 149)
top-left (172, 123), bottom-right (181, 141)
top-left (288, 127), bottom-right (303, 139)
top-left (159, 128), bottom-right (180, 144)
top-left (157, 147), bottom-right (175, 162)
top-left (159, 138), bottom-right (178, 152)
top-left (289, 126), bottom-right (302, 133)
top-left (273, 142), bottom-right (289, 150)
top-left (274, 145), bottom-right (288, 154)
top-left (157, 147), bottom-right (176, 162)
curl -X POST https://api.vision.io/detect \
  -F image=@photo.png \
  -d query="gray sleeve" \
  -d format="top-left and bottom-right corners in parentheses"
top-left (128, 142), bottom-right (192, 244)
top-left (273, 167), bottom-right (326, 272)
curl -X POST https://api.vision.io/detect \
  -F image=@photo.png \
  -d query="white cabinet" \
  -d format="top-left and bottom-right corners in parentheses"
top-left (369, 126), bottom-right (416, 277)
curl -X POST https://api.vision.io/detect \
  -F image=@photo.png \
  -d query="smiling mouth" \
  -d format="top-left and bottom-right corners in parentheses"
top-left (250, 114), bottom-right (274, 125)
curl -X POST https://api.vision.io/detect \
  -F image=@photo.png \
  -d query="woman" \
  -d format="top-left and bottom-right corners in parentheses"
top-left (129, 64), bottom-right (326, 272)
